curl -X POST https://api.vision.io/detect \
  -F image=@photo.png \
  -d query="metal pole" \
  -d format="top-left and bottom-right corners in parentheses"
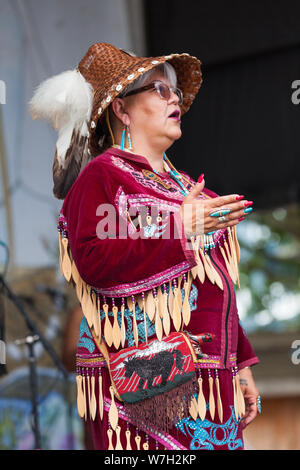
top-left (26, 335), bottom-right (42, 449)
top-left (0, 107), bottom-right (15, 271)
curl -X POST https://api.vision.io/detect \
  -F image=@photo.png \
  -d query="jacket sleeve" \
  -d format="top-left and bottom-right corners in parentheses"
top-left (236, 321), bottom-right (259, 369)
top-left (62, 161), bottom-right (196, 294)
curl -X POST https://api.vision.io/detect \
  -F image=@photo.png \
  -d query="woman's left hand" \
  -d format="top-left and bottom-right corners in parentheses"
top-left (238, 367), bottom-right (260, 429)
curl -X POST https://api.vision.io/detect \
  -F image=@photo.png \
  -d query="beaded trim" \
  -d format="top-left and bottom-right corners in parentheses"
top-left (194, 353), bottom-right (237, 369)
top-left (91, 261), bottom-right (192, 297)
top-left (76, 352), bottom-right (237, 371)
top-left (110, 155), bottom-right (185, 200)
top-left (76, 353), bottom-right (106, 368)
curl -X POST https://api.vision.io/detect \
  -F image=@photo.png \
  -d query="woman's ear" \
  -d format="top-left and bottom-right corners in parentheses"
top-left (111, 98), bottom-right (130, 126)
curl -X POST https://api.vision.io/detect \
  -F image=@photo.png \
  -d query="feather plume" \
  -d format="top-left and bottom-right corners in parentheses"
top-left (52, 128), bottom-right (92, 200)
top-left (29, 69), bottom-right (94, 168)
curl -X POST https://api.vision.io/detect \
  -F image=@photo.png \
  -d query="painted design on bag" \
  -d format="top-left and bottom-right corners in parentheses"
top-left (109, 333), bottom-right (195, 403)
top-left (123, 347), bottom-right (185, 393)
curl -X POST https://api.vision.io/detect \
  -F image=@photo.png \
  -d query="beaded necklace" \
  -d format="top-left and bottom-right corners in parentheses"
top-left (160, 154), bottom-right (189, 196)
top-left (161, 154), bottom-right (216, 250)
top-left (155, 153), bottom-right (210, 201)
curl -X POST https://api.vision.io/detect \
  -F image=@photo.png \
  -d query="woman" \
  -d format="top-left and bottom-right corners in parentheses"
top-left (30, 43), bottom-right (260, 451)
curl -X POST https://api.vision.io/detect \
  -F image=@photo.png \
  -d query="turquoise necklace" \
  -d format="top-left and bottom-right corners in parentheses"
top-left (153, 154), bottom-right (216, 248)
top-left (151, 153), bottom-right (189, 196)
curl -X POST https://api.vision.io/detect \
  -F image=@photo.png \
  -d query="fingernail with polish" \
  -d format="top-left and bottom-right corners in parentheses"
top-left (244, 207), bottom-right (253, 214)
top-left (198, 174), bottom-right (204, 183)
top-left (244, 201), bottom-right (253, 207)
top-left (238, 217), bottom-right (245, 221)
top-left (236, 195), bottom-right (244, 200)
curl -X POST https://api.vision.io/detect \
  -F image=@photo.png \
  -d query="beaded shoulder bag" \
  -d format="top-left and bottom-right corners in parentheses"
top-left (94, 329), bottom-right (214, 434)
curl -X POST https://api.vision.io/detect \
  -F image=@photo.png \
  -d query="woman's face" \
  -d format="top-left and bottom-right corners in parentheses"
top-left (123, 70), bottom-right (182, 146)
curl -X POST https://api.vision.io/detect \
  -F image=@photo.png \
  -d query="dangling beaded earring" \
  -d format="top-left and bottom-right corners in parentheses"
top-left (127, 126), bottom-right (132, 150)
top-left (120, 125), bottom-right (133, 151)
top-left (120, 125), bottom-right (126, 151)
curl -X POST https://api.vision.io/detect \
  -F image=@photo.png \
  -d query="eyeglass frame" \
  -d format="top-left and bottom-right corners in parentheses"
top-left (122, 80), bottom-right (184, 106)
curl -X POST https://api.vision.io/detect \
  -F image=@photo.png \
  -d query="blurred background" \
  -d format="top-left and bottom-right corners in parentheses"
top-left (0, 0), bottom-right (300, 450)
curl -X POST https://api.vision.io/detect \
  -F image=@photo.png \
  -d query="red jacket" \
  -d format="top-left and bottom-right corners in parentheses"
top-left (59, 147), bottom-right (258, 370)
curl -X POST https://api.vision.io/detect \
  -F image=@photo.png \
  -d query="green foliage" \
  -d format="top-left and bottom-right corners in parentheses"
top-left (236, 204), bottom-right (300, 331)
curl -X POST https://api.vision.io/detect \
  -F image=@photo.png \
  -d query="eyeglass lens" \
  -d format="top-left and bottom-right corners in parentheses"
top-left (156, 83), bottom-right (183, 105)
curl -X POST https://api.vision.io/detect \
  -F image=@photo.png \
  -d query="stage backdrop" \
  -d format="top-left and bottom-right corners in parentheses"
top-left (144, 0), bottom-right (300, 209)
top-left (0, 0), bottom-right (146, 269)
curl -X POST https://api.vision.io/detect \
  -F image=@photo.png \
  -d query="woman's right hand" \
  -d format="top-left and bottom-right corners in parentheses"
top-left (179, 175), bottom-right (253, 238)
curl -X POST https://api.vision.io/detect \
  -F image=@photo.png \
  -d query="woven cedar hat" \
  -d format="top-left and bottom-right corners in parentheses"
top-left (29, 42), bottom-right (202, 199)
top-left (79, 43), bottom-right (202, 146)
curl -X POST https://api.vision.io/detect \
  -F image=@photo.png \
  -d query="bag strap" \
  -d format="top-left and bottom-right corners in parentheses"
top-left (180, 331), bottom-right (198, 362)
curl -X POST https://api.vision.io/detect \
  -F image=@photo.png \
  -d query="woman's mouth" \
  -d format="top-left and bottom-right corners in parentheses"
top-left (168, 110), bottom-right (181, 121)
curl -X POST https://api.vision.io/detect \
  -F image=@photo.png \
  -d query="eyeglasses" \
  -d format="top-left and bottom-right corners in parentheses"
top-left (123, 80), bottom-right (183, 106)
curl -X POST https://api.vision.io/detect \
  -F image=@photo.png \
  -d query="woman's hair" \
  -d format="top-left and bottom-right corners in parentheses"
top-left (120, 62), bottom-right (177, 97)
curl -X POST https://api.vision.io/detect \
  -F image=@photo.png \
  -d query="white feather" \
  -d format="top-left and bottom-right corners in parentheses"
top-left (29, 69), bottom-right (94, 167)
top-left (56, 123), bottom-right (75, 168)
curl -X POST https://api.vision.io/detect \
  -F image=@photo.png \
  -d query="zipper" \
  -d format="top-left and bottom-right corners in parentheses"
top-left (208, 250), bottom-right (231, 368)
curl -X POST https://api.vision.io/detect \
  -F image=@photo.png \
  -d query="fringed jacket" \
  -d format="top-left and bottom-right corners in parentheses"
top-left (57, 147), bottom-right (259, 371)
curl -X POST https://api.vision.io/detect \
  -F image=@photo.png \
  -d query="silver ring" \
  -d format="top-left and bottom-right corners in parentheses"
top-left (218, 215), bottom-right (226, 222)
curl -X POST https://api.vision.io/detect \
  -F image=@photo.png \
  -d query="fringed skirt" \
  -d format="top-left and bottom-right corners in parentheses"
top-left (76, 349), bottom-right (244, 451)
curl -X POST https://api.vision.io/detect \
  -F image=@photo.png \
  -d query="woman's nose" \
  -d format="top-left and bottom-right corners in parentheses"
top-left (169, 90), bottom-right (180, 105)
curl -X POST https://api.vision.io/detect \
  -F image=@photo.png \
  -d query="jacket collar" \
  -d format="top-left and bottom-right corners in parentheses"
top-left (105, 147), bottom-right (169, 176)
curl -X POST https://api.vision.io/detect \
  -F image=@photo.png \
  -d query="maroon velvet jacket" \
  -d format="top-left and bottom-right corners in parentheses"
top-left (59, 147), bottom-right (258, 370)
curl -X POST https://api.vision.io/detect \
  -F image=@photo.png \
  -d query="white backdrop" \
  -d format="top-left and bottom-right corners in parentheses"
top-left (0, 0), bottom-right (146, 269)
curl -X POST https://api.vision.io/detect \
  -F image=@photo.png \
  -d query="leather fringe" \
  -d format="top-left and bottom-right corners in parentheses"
top-left (58, 230), bottom-right (196, 348)
top-left (106, 423), bottom-right (152, 450)
top-left (58, 226), bottom-right (241, 353)
top-left (189, 226), bottom-right (241, 289)
top-left (232, 367), bottom-right (246, 421)
top-left (76, 364), bottom-right (247, 450)
top-left (191, 368), bottom-right (246, 425)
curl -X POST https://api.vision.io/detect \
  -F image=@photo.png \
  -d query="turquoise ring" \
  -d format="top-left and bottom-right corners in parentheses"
top-left (256, 395), bottom-right (262, 414)
top-left (209, 208), bottom-right (231, 218)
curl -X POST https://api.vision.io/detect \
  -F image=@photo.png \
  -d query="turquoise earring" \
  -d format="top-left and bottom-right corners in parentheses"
top-left (120, 125), bottom-right (133, 150)
top-left (120, 126), bottom-right (126, 150)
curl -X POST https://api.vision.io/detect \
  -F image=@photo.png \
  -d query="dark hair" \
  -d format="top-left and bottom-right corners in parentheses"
top-left (90, 110), bottom-right (114, 156)
top-left (52, 110), bottom-right (114, 200)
